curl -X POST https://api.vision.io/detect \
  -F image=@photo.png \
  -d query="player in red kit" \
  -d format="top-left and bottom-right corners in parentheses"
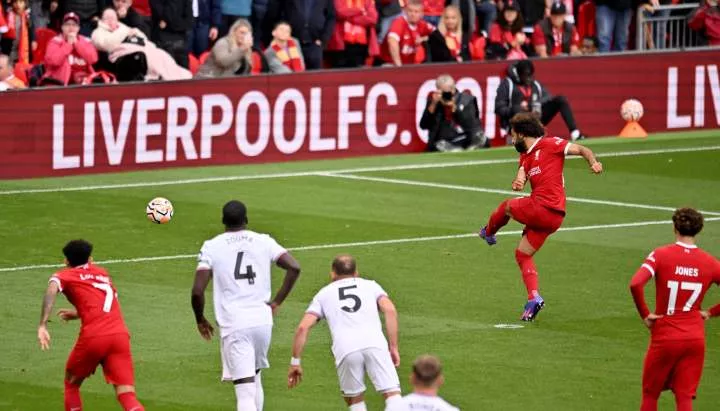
top-left (630, 208), bottom-right (720, 411)
top-left (478, 113), bottom-right (602, 321)
top-left (37, 240), bottom-right (145, 411)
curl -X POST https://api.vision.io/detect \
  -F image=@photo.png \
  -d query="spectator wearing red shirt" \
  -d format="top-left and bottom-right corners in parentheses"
top-left (532, 2), bottom-right (580, 57)
top-left (381, 0), bottom-right (434, 66)
top-left (43, 12), bottom-right (98, 85)
top-left (327, 0), bottom-right (378, 67)
top-left (423, 0), bottom-right (444, 26)
top-left (688, 0), bottom-right (720, 46)
top-left (427, 5), bottom-right (485, 62)
top-left (487, 0), bottom-right (528, 59)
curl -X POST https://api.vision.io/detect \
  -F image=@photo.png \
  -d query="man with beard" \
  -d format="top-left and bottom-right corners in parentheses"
top-left (478, 113), bottom-right (602, 321)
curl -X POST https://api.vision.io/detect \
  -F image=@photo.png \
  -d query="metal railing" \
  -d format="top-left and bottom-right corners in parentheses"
top-left (636, 3), bottom-right (703, 51)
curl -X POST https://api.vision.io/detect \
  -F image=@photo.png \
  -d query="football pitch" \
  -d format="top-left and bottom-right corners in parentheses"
top-left (1, 131), bottom-right (719, 411)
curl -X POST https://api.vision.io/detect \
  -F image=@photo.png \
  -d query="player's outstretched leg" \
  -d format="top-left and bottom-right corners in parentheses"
top-left (480, 200), bottom-right (512, 245)
top-left (515, 237), bottom-right (544, 321)
top-left (116, 385), bottom-right (144, 411)
top-left (64, 379), bottom-right (83, 411)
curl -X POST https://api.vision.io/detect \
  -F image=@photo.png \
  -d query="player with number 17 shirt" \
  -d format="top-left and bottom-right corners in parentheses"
top-left (630, 208), bottom-right (720, 411)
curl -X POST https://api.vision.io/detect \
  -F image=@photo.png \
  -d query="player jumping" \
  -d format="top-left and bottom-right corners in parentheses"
top-left (37, 240), bottom-right (145, 411)
top-left (479, 113), bottom-right (603, 321)
top-left (191, 200), bottom-right (301, 411)
top-left (630, 208), bottom-right (720, 411)
top-left (288, 254), bottom-right (402, 411)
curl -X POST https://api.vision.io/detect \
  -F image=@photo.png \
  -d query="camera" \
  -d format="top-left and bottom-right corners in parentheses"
top-left (441, 91), bottom-right (454, 101)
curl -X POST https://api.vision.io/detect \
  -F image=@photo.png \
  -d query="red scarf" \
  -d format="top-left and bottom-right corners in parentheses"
top-left (6, 8), bottom-right (31, 65)
top-left (343, 0), bottom-right (368, 45)
top-left (444, 31), bottom-right (460, 59)
top-left (270, 38), bottom-right (304, 72)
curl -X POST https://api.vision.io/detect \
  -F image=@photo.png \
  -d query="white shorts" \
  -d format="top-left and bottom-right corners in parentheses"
top-left (336, 348), bottom-right (401, 397)
top-left (220, 325), bottom-right (272, 381)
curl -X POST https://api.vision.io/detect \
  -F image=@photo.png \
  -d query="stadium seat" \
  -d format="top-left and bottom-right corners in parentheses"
top-left (32, 27), bottom-right (57, 65)
top-left (198, 50), bottom-right (211, 65)
top-left (188, 53), bottom-right (200, 75)
top-left (577, 1), bottom-right (596, 40)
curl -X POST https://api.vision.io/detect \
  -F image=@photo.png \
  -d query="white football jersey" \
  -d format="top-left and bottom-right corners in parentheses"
top-left (197, 230), bottom-right (286, 336)
top-left (386, 393), bottom-right (460, 411)
top-left (306, 277), bottom-right (390, 365)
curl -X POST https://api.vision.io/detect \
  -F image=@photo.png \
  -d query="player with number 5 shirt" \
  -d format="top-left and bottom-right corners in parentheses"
top-left (37, 239), bottom-right (144, 411)
top-left (630, 208), bottom-right (720, 411)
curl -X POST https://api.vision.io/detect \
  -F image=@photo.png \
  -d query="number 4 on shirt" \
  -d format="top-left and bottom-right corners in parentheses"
top-left (234, 252), bottom-right (256, 284)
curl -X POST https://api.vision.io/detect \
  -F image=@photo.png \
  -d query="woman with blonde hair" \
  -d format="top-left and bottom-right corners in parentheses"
top-left (196, 18), bottom-right (253, 78)
top-left (428, 5), bottom-right (485, 62)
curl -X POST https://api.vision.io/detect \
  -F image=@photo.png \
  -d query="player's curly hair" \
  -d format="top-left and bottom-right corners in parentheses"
top-left (510, 112), bottom-right (545, 138)
top-left (63, 239), bottom-right (93, 267)
top-left (672, 208), bottom-right (704, 237)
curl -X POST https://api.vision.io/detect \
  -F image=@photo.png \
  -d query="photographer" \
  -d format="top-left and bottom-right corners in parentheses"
top-left (495, 60), bottom-right (586, 141)
top-left (420, 74), bottom-right (487, 152)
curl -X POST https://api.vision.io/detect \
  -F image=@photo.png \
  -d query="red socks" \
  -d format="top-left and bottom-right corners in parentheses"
top-left (515, 249), bottom-right (539, 300)
top-left (118, 392), bottom-right (145, 411)
top-left (486, 200), bottom-right (511, 235)
top-left (64, 380), bottom-right (82, 411)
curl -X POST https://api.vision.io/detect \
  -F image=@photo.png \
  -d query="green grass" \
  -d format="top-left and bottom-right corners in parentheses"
top-left (1, 130), bottom-right (719, 410)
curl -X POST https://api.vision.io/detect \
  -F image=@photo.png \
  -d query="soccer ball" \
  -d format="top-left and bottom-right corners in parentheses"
top-left (621, 99), bottom-right (644, 122)
top-left (146, 197), bottom-right (174, 224)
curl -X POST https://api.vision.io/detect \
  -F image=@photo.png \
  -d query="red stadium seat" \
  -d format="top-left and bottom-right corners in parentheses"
top-left (577, 1), bottom-right (596, 40)
top-left (188, 53), bottom-right (200, 75)
top-left (32, 27), bottom-right (58, 64)
top-left (198, 50), bottom-right (211, 65)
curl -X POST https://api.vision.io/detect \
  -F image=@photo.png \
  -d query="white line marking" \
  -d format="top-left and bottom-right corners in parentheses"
top-left (1, 145), bottom-right (718, 196)
top-left (318, 173), bottom-right (720, 216)
top-left (2, 218), bottom-right (718, 273)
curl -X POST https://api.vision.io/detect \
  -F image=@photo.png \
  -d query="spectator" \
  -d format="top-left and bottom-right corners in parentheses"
top-left (0, 8), bottom-right (7, 34)
top-left (640, 0), bottom-right (670, 49)
top-left (2, 0), bottom-right (37, 65)
top-left (688, 0), bottom-right (720, 46)
top-left (532, 2), bottom-right (580, 57)
top-left (327, 0), bottom-right (378, 68)
top-left (428, 5), bottom-right (485, 61)
top-left (487, 0), bottom-right (529, 59)
top-left (449, 0), bottom-right (476, 40)
top-left (506, 31), bottom-right (528, 59)
top-left (595, 0), bottom-right (632, 52)
top-left (580, 35), bottom-right (598, 54)
top-left (0, 53), bottom-right (27, 90)
top-left (424, 0), bottom-right (444, 26)
top-left (186, 0), bottom-right (221, 56)
top-left (251, 0), bottom-right (268, 47)
top-left (113, 0), bottom-right (151, 37)
top-left (263, 21), bottom-right (305, 72)
top-left (43, 12), bottom-right (98, 85)
top-left (476, 0), bottom-right (497, 35)
top-left (380, 0), bottom-right (433, 66)
top-left (495, 60), bottom-right (586, 141)
top-left (57, 0), bottom-right (106, 36)
top-left (196, 18), bottom-right (253, 77)
top-left (420, 74), bottom-right (486, 152)
top-left (264, 0), bottom-right (336, 70)
top-left (92, 8), bottom-right (192, 80)
top-left (376, 0), bottom-right (402, 42)
top-left (218, 0), bottom-right (250, 36)
top-left (150, 0), bottom-right (192, 68)
top-left (29, 0), bottom-right (52, 29)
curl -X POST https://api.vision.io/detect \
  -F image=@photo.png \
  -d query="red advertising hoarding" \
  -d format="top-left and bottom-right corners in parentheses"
top-left (0, 50), bottom-right (718, 179)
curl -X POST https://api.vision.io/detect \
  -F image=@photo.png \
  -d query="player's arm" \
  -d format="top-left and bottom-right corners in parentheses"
top-left (38, 281), bottom-right (61, 350)
top-left (270, 253), bottom-right (301, 313)
top-left (191, 268), bottom-right (214, 340)
top-left (288, 313), bottom-right (319, 388)
top-left (378, 296), bottom-right (400, 366)
top-left (512, 166), bottom-right (527, 191)
top-left (702, 260), bottom-right (720, 319)
top-left (566, 143), bottom-right (603, 174)
top-left (629, 261), bottom-right (663, 329)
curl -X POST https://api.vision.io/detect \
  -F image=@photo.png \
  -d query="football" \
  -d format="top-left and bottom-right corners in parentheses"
top-left (621, 99), bottom-right (644, 122)
top-left (146, 197), bottom-right (174, 224)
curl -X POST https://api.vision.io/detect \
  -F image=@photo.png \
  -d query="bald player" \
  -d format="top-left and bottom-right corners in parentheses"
top-left (386, 355), bottom-right (459, 411)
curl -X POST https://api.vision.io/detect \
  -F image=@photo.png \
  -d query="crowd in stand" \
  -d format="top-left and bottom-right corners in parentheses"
top-left (0, 0), bottom-right (718, 90)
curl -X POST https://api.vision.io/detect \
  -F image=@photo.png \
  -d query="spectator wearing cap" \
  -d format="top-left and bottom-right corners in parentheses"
top-left (43, 12), bottom-right (98, 85)
top-left (150, 0), bottom-right (192, 68)
top-left (264, 0), bottom-right (336, 70)
top-left (487, 0), bottom-right (529, 59)
top-left (186, 0), bottom-right (221, 56)
top-left (0, 53), bottom-right (27, 90)
top-left (428, 5), bottom-right (485, 61)
top-left (113, 0), bottom-right (151, 37)
top-left (56, 0), bottom-right (106, 36)
top-left (326, 0), bottom-right (378, 68)
top-left (380, 0), bottom-right (433, 66)
top-left (594, 0), bottom-right (632, 52)
top-left (688, 0), bottom-right (720, 46)
top-left (532, 2), bottom-right (580, 57)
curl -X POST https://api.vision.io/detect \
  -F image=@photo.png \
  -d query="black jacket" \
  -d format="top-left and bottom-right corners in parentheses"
top-left (495, 75), bottom-right (550, 130)
top-left (420, 91), bottom-right (483, 151)
top-left (119, 7), bottom-right (152, 37)
top-left (263, 0), bottom-right (335, 45)
top-left (59, 0), bottom-right (106, 21)
top-left (150, 0), bottom-right (192, 33)
top-left (427, 30), bottom-right (470, 62)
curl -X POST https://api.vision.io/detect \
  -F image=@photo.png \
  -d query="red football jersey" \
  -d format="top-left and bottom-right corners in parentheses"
top-left (50, 263), bottom-right (129, 338)
top-left (634, 242), bottom-right (720, 341)
top-left (519, 136), bottom-right (571, 213)
top-left (531, 24), bottom-right (580, 56)
top-left (381, 15), bottom-right (434, 65)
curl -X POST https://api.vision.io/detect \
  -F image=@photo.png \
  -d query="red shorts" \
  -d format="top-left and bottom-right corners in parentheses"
top-left (642, 339), bottom-right (705, 399)
top-left (66, 333), bottom-right (135, 385)
top-left (508, 197), bottom-right (565, 250)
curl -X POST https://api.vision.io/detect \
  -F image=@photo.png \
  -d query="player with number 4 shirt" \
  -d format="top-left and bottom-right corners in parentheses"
top-left (630, 208), bottom-right (720, 411)
top-left (37, 240), bottom-right (144, 411)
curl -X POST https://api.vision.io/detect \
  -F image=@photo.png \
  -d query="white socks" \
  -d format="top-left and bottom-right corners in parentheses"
top-left (349, 402), bottom-right (367, 411)
top-left (570, 130), bottom-right (581, 140)
top-left (234, 382), bottom-right (257, 411)
top-left (255, 372), bottom-right (264, 411)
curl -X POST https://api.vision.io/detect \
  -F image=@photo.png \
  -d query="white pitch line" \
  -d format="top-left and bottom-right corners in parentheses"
top-left (319, 173), bottom-right (720, 217)
top-left (2, 218), bottom-right (718, 273)
top-left (1, 145), bottom-right (718, 196)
